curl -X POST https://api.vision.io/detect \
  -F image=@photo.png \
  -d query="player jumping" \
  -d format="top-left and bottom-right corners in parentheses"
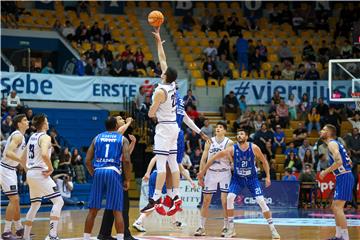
top-left (319, 124), bottom-right (354, 240)
top-left (198, 129), bottom-right (280, 239)
top-left (194, 122), bottom-right (233, 237)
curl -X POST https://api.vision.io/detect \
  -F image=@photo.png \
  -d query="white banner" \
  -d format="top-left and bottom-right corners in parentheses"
top-left (1, 72), bottom-right (188, 103)
top-left (225, 80), bottom-right (354, 105)
top-left (139, 179), bottom-right (202, 210)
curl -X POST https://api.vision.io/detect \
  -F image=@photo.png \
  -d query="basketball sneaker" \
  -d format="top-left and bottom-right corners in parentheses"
top-left (141, 198), bottom-right (166, 215)
top-left (15, 228), bottom-right (35, 239)
top-left (194, 227), bottom-right (206, 236)
top-left (326, 238), bottom-right (344, 240)
top-left (167, 195), bottom-right (182, 216)
top-left (224, 227), bottom-right (236, 238)
top-left (221, 228), bottom-right (228, 237)
top-left (163, 195), bottom-right (172, 208)
top-left (271, 230), bottom-right (281, 239)
top-left (45, 235), bottom-right (60, 240)
top-left (132, 221), bottom-right (146, 232)
top-left (1, 232), bottom-right (17, 240)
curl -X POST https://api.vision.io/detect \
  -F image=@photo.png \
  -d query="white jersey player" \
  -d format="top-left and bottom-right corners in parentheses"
top-left (195, 122), bottom-right (233, 237)
top-left (0, 114), bottom-right (28, 239)
top-left (141, 26), bottom-right (181, 216)
top-left (22, 114), bottom-right (64, 240)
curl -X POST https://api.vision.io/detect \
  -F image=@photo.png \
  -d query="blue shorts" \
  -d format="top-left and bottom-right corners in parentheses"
top-left (88, 169), bottom-right (123, 211)
top-left (177, 130), bottom-right (185, 164)
top-left (148, 171), bottom-right (167, 198)
top-left (229, 176), bottom-right (263, 197)
top-left (334, 173), bottom-right (354, 201)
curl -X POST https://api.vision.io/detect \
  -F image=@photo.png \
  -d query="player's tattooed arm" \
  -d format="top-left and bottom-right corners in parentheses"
top-left (143, 156), bottom-right (157, 181)
top-left (320, 141), bottom-right (342, 179)
top-left (5, 134), bottom-right (25, 166)
top-left (253, 144), bottom-right (271, 187)
top-left (148, 89), bottom-right (165, 118)
top-left (122, 137), bottom-right (132, 190)
top-left (128, 134), bottom-right (136, 154)
top-left (85, 138), bottom-right (95, 176)
top-left (40, 135), bottom-right (54, 177)
top-left (152, 26), bottom-right (168, 73)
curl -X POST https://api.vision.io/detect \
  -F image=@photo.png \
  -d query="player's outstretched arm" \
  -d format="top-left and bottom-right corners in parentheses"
top-left (85, 139), bottom-right (95, 176)
top-left (117, 117), bottom-right (133, 135)
top-left (4, 134), bottom-right (25, 166)
top-left (184, 112), bottom-right (210, 143)
top-left (143, 156), bottom-right (157, 181)
top-left (152, 27), bottom-right (167, 73)
top-left (253, 144), bottom-right (271, 187)
top-left (122, 137), bottom-right (132, 190)
top-left (148, 89), bottom-right (165, 118)
top-left (320, 141), bottom-right (343, 179)
top-left (40, 135), bottom-right (53, 177)
top-left (128, 134), bottom-right (136, 154)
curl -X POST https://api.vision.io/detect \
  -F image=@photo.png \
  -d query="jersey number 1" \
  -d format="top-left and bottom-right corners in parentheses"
top-left (105, 144), bottom-right (110, 158)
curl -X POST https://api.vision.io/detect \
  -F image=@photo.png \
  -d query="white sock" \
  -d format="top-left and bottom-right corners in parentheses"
top-left (341, 228), bottom-right (349, 240)
top-left (24, 225), bottom-right (32, 240)
top-left (228, 217), bottom-right (234, 229)
top-left (4, 220), bottom-right (12, 232)
top-left (224, 217), bottom-right (229, 229)
top-left (49, 220), bottom-right (58, 237)
top-left (335, 226), bottom-right (341, 238)
top-left (267, 218), bottom-right (276, 232)
top-left (173, 188), bottom-right (180, 197)
top-left (83, 233), bottom-right (91, 240)
top-left (168, 189), bottom-right (175, 199)
top-left (200, 217), bottom-right (206, 228)
top-left (136, 213), bottom-right (147, 224)
top-left (116, 233), bottom-right (124, 240)
top-left (14, 220), bottom-right (23, 230)
top-left (152, 189), bottom-right (162, 201)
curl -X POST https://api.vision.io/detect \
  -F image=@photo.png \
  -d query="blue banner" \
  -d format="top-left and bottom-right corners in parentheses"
top-left (225, 80), bottom-right (354, 105)
top-left (1, 72), bottom-right (188, 103)
top-left (212, 181), bottom-right (300, 208)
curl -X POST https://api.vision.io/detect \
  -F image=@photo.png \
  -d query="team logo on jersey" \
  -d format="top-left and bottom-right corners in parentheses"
top-left (10, 185), bottom-right (17, 190)
top-left (209, 148), bottom-right (223, 154)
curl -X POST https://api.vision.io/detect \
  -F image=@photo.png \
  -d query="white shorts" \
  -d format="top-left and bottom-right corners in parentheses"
top-left (154, 123), bottom-right (179, 156)
top-left (203, 169), bottom-right (231, 194)
top-left (0, 166), bottom-right (18, 196)
top-left (27, 169), bottom-right (61, 203)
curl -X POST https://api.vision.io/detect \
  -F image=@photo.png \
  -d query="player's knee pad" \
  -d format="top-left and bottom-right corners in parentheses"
top-left (156, 155), bottom-right (167, 173)
top-left (255, 196), bottom-right (269, 213)
top-left (167, 155), bottom-right (179, 173)
top-left (26, 202), bottom-right (41, 221)
top-left (50, 196), bottom-right (64, 218)
top-left (227, 193), bottom-right (236, 210)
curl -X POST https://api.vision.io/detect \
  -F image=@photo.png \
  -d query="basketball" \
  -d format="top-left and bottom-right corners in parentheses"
top-left (148, 10), bottom-right (164, 27)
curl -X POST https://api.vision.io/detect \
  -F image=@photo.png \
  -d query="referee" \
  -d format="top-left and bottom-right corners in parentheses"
top-left (98, 116), bottom-right (137, 240)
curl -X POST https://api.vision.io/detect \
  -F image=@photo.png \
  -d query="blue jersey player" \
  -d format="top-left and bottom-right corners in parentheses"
top-left (198, 129), bottom-right (280, 239)
top-left (84, 116), bottom-right (132, 240)
top-left (319, 124), bottom-right (354, 240)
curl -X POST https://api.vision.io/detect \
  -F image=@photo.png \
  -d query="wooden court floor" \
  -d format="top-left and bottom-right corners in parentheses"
top-left (1, 204), bottom-right (359, 240)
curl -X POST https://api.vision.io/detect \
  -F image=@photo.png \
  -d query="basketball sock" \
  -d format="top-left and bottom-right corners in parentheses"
top-left (224, 217), bottom-right (229, 229)
top-left (136, 213), bottom-right (147, 224)
top-left (24, 225), bottom-right (32, 240)
top-left (116, 233), bottom-right (124, 239)
top-left (49, 220), bottom-right (58, 236)
top-left (173, 188), bottom-right (180, 197)
top-left (335, 226), bottom-right (341, 238)
top-left (200, 217), bottom-right (206, 228)
top-left (266, 218), bottom-right (276, 232)
top-left (14, 220), bottom-right (23, 230)
top-left (4, 220), bottom-right (12, 232)
top-left (83, 233), bottom-right (91, 240)
top-left (228, 217), bottom-right (234, 229)
top-left (167, 189), bottom-right (175, 199)
top-left (152, 189), bottom-right (162, 201)
top-left (340, 229), bottom-right (349, 240)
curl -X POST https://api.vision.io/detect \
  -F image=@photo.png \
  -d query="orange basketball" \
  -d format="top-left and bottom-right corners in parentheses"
top-left (148, 10), bottom-right (164, 27)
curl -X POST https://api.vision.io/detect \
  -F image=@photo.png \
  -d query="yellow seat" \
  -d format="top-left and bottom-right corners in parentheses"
top-left (208, 31), bottom-right (217, 38)
top-left (268, 54), bottom-right (278, 62)
top-left (137, 69), bottom-right (147, 76)
top-left (241, 71), bottom-right (248, 79)
top-left (82, 42), bottom-right (91, 51)
top-left (194, 78), bottom-right (206, 87)
top-left (187, 62), bottom-right (198, 70)
top-left (233, 70), bottom-right (240, 79)
top-left (192, 70), bottom-right (202, 79)
top-left (208, 79), bottom-right (219, 87)
top-left (184, 55), bottom-right (194, 62)
top-left (229, 62), bottom-right (235, 70)
top-left (243, 31), bottom-right (252, 39)
top-left (261, 62), bottom-right (272, 71)
top-left (220, 79), bottom-right (227, 87)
